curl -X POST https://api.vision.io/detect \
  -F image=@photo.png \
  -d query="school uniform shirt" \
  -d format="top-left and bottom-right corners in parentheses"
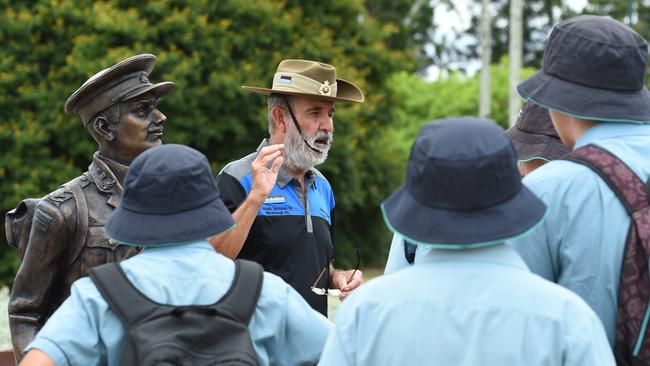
top-left (319, 244), bottom-right (615, 366)
top-left (26, 241), bottom-right (332, 366)
top-left (384, 233), bottom-right (422, 274)
top-left (217, 139), bottom-right (335, 315)
top-left (510, 123), bottom-right (650, 344)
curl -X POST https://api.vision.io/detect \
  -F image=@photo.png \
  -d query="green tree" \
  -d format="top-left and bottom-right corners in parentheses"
top-left (384, 57), bottom-right (537, 164)
top-left (0, 0), bottom-right (426, 284)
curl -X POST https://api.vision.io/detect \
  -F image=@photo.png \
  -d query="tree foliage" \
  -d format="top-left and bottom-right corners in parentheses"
top-left (0, 0), bottom-right (430, 283)
top-left (384, 57), bottom-right (537, 163)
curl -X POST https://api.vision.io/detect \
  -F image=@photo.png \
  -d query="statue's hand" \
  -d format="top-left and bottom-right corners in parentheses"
top-left (249, 144), bottom-right (284, 204)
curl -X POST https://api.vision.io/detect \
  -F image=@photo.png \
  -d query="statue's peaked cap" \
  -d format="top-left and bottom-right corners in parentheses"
top-left (65, 54), bottom-right (174, 125)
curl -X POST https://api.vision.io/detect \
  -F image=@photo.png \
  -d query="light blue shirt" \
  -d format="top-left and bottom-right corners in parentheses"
top-left (510, 123), bottom-right (650, 345)
top-left (319, 244), bottom-right (614, 366)
top-left (384, 233), bottom-right (410, 274)
top-left (26, 241), bottom-right (332, 366)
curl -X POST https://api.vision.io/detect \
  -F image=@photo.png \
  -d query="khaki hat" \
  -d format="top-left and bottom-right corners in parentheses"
top-left (65, 54), bottom-right (175, 125)
top-left (242, 59), bottom-right (364, 103)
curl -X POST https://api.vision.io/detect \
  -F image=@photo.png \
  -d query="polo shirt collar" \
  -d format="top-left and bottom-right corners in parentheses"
top-left (416, 243), bottom-right (529, 271)
top-left (575, 122), bottom-right (650, 149)
top-left (257, 139), bottom-right (317, 189)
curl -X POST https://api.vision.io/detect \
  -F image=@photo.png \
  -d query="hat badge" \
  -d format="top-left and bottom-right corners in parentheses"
top-left (319, 80), bottom-right (332, 96)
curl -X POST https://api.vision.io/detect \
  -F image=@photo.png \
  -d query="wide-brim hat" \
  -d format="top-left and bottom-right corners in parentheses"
top-left (518, 15), bottom-right (650, 123)
top-left (242, 59), bottom-right (364, 103)
top-left (105, 144), bottom-right (235, 246)
top-left (65, 54), bottom-right (175, 125)
top-left (381, 118), bottom-right (547, 248)
top-left (505, 101), bottom-right (569, 161)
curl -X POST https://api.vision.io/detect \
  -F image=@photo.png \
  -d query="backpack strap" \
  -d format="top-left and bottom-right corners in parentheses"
top-left (564, 144), bottom-right (648, 214)
top-left (89, 262), bottom-right (159, 327)
top-left (90, 259), bottom-right (264, 327)
top-left (565, 144), bottom-right (650, 362)
top-left (64, 179), bottom-right (89, 268)
top-left (213, 259), bottom-right (264, 325)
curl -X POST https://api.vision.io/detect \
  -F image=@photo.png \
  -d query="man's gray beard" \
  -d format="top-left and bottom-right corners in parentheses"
top-left (283, 123), bottom-right (332, 172)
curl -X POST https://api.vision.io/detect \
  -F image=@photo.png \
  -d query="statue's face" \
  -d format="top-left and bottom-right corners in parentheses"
top-left (113, 93), bottom-right (167, 163)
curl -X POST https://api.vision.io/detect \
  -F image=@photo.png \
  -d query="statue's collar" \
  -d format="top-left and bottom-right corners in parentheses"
top-left (89, 152), bottom-right (125, 207)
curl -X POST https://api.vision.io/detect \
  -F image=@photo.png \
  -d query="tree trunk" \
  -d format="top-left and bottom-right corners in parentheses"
top-left (479, 0), bottom-right (491, 119)
top-left (509, 0), bottom-right (523, 127)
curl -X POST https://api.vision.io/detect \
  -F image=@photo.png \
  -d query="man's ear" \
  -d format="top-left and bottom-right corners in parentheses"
top-left (271, 106), bottom-right (288, 134)
top-left (92, 116), bottom-right (115, 142)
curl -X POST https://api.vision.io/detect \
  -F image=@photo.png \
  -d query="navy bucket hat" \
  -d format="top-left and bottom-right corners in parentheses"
top-left (381, 118), bottom-right (547, 248)
top-left (518, 15), bottom-right (650, 123)
top-left (106, 144), bottom-right (235, 246)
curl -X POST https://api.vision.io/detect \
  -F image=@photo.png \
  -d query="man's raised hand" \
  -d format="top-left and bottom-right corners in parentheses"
top-left (249, 144), bottom-right (285, 204)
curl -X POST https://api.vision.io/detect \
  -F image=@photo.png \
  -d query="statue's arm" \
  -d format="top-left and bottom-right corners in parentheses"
top-left (9, 200), bottom-right (68, 361)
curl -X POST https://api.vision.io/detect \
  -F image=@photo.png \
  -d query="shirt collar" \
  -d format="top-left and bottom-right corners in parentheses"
top-left (257, 138), bottom-right (317, 189)
top-left (132, 240), bottom-right (214, 252)
top-left (575, 122), bottom-right (650, 149)
top-left (416, 243), bottom-right (529, 271)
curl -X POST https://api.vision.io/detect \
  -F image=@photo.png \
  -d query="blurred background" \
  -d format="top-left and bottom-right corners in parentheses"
top-left (0, 1), bottom-right (646, 328)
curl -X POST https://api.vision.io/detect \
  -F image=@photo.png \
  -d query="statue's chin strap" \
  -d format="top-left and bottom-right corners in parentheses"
top-left (286, 102), bottom-right (322, 154)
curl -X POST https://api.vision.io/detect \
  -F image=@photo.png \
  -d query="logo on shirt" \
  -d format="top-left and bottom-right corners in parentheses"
top-left (264, 195), bottom-right (286, 204)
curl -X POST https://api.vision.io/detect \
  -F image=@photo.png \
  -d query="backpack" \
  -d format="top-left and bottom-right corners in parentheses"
top-left (565, 144), bottom-right (650, 365)
top-left (5, 176), bottom-right (88, 264)
top-left (89, 259), bottom-right (264, 366)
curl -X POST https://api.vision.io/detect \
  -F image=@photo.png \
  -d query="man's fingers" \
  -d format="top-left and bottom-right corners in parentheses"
top-left (256, 150), bottom-right (283, 166)
top-left (271, 156), bottom-right (284, 174)
top-left (255, 144), bottom-right (285, 161)
top-left (341, 271), bottom-right (363, 292)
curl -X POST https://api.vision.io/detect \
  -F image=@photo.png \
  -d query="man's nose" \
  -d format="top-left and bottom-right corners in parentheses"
top-left (152, 109), bottom-right (167, 125)
top-left (320, 116), bottom-right (334, 133)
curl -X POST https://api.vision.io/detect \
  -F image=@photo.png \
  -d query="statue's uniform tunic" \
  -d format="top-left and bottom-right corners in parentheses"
top-left (8, 153), bottom-right (139, 358)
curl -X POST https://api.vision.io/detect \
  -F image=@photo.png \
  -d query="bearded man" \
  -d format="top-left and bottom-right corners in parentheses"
top-left (210, 59), bottom-right (364, 315)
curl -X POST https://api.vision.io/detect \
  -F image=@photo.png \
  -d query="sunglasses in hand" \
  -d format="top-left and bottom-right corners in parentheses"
top-left (310, 248), bottom-right (360, 297)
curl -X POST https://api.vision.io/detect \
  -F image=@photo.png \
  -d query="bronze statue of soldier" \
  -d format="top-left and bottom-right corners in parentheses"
top-left (4, 54), bottom-right (174, 360)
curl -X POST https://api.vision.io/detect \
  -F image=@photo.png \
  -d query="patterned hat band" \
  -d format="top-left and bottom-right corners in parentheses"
top-left (272, 72), bottom-right (338, 97)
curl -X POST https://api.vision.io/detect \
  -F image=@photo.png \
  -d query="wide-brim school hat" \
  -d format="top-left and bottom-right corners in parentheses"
top-left (505, 101), bottom-right (569, 161)
top-left (242, 59), bottom-right (365, 103)
top-left (105, 144), bottom-right (235, 246)
top-left (65, 54), bottom-right (175, 126)
top-left (518, 15), bottom-right (650, 123)
top-left (381, 117), bottom-right (547, 249)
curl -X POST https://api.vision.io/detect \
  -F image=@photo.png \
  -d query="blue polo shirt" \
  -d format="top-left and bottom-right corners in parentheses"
top-left (25, 241), bottom-right (332, 366)
top-left (216, 140), bottom-right (335, 315)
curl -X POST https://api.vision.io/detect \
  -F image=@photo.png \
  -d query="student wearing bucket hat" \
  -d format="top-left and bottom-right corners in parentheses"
top-left (506, 101), bottom-right (569, 175)
top-left (209, 59), bottom-right (364, 315)
top-left (319, 118), bottom-right (614, 366)
top-left (383, 102), bottom-right (569, 275)
top-left (19, 145), bottom-right (332, 366)
top-left (6, 53), bottom-right (175, 360)
top-left (509, 15), bottom-right (650, 350)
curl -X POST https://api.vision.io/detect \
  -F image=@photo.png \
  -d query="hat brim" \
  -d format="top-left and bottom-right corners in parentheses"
top-left (121, 81), bottom-right (176, 103)
top-left (505, 126), bottom-right (569, 161)
top-left (105, 196), bottom-right (235, 246)
top-left (242, 78), bottom-right (364, 103)
top-left (381, 184), bottom-right (547, 248)
top-left (518, 69), bottom-right (650, 123)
